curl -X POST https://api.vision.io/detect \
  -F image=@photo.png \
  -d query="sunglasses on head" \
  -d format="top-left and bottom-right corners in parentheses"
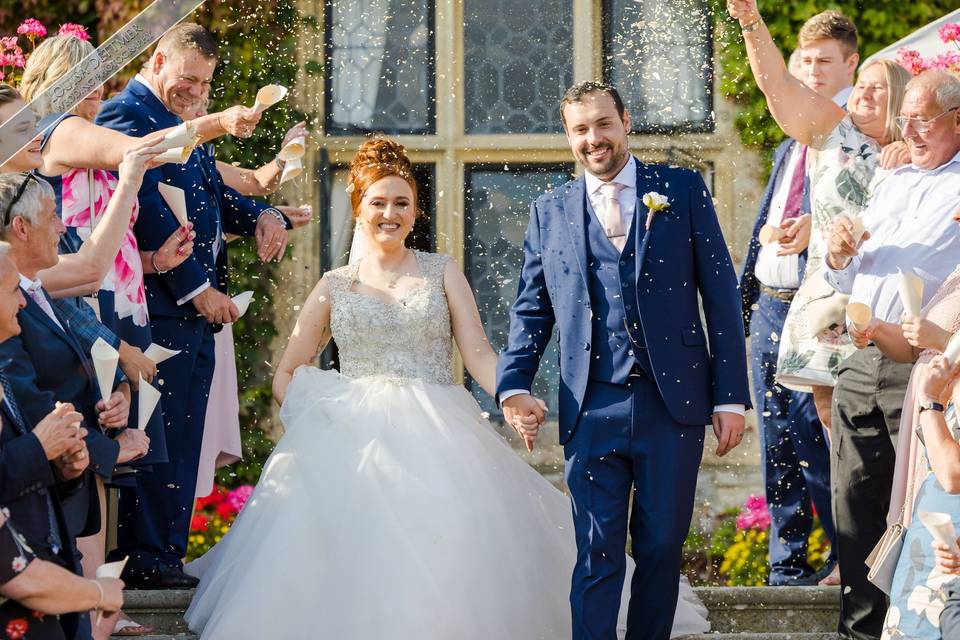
top-left (2, 173), bottom-right (39, 228)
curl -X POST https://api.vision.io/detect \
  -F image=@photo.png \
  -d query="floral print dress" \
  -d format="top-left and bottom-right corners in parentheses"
top-left (776, 115), bottom-right (883, 391)
top-left (0, 510), bottom-right (66, 640)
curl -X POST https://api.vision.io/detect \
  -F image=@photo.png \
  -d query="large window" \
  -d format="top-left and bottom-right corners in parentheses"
top-left (325, 0), bottom-right (435, 134)
top-left (463, 0), bottom-right (573, 134)
top-left (603, 0), bottom-right (713, 133)
top-left (463, 164), bottom-right (573, 413)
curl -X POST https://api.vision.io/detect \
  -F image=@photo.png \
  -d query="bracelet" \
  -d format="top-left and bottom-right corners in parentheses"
top-left (741, 17), bottom-right (762, 33)
top-left (150, 251), bottom-right (168, 275)
top-left (262, 207), bottom-right (286, 226)
top-left (91, 579), bottom-right (104, 610)
top-left (274, 156), bottom-right (285, 171)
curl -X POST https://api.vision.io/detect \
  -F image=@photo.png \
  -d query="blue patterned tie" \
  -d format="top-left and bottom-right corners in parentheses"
top-left (0, 371), bottom-right (63, 554)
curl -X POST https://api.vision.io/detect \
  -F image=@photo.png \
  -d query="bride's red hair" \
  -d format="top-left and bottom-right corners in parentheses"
top-left (348, 135), bottom-right (418, 218)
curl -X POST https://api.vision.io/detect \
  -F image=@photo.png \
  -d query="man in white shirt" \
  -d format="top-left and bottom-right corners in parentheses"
top-left (824, 69), bottom-right (960, 640)
top-left (738, 10), bottom-right (858, 587)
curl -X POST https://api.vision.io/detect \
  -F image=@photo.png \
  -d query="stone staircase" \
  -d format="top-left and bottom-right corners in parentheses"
top-left (113, 586), bottom-right (842, 639)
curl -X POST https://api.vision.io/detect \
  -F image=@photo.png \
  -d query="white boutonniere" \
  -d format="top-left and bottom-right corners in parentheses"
top-left (642, 192), bottom-right (670, 230)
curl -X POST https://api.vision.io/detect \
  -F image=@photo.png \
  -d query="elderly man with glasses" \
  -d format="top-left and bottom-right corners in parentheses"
top-left (823, 69), bottom-right (960, 640)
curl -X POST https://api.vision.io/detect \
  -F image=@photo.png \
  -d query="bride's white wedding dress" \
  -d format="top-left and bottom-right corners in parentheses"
top-left (184, 251), bottom-right (709, 639)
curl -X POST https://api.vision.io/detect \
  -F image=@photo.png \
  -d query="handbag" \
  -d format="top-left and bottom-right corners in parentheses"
top-left (793, 267), bottom-right (849, 339)
top-left (865, 458), bottom-right (921, 594)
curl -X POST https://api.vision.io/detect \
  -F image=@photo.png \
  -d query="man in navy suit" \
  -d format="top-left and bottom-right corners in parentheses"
top-left (95, 23), bottom-right (291, 588)
top-left (0, 241), bottom-right (93, 640)
top-left (497, 82), bottom-right (750, 639)
top-left (739, 18), bottom-right (857, 586)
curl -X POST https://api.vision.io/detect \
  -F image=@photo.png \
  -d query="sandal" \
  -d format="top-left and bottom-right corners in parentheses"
top-left (818, 562), bottom-right (841, 586)
top-left (112, 615), bottom-right (155, 637)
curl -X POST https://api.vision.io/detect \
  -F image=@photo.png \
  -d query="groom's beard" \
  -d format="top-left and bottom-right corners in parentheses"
top-left (579, 144), bottom-right (629, 179)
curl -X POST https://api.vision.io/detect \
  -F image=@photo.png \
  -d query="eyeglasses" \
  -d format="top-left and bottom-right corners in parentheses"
top-left (895, 107), bottom-right (959, 134)
top-left (2, 173), bottom-right (38, 228)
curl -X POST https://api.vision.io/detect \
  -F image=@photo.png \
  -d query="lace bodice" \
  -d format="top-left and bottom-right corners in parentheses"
top-left (326, 251), bottom-right (455, 385)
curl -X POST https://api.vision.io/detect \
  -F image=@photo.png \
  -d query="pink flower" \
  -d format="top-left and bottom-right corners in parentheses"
top-left (939, 22), bottom-right (960, 45)
top-left (0, 36), bottom-right (18, 51)
top-left (17, 19), bottom-right (47, 40)
top-left (933, 51), bottom-right (960, 73)
top-left (227, 485), bottom-right (254, 513)
top-left (58, 23), bottom-right (90, 41)
top-left (896, 48), bottom-right (930, 76)
top-left (736, 494), bottom-right (772, 531)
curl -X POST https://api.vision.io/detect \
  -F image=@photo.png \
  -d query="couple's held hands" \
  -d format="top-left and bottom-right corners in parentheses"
top-left (193, 287), bottom-right (240, 325)
top-left (501, 393), bottom-right (547, 452)
top-left (255, 211), bottom-right (289, 262)
top-left (774, 214), bottom-right (811, 256)
top-left (712, 411), bottom-right (745, 457)
top-left (826, 216), bottom-right (870, 270)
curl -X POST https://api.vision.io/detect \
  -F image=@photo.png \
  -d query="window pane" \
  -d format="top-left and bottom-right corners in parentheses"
top-left (464, 164), bottom-right (573, 416)
top-left (463, 0), bottom-right (573, 134)
top-left (604, 0), bottom-right (713, 133)
top-left (326, 0), bottom-right (434, 134)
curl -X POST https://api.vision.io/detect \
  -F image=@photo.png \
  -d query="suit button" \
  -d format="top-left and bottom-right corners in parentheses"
top-left (620, 261), bottom-right (626, 267)
top-left (38, 488), bottom-right (47, 496)
top-left (583, 342), bottom-right (590, 350)
top-left (625, 304), bottom-right (633, 310)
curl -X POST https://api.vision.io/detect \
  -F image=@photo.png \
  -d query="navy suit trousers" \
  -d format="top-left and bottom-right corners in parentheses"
top-left (112, 314), bottom-right (214, 569)
top-left (749, 292), bottom-right (835, 583)
top-left (564, 375), bottom-right (704, 640)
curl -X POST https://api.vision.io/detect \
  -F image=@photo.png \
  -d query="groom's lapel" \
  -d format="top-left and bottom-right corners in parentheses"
top-left (560, 177), bottom-right (590, 292)
top-left (634, 162), bottom-right (658, 284)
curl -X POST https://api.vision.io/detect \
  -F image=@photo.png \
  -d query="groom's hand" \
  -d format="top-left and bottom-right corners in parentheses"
top-left (712, 411), bottom-right (745, 457)
top-left (502, 394), bottom-right (546, 451)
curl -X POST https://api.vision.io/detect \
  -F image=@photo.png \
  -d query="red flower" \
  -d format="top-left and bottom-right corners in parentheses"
top-left (190, 514), bottom-right (210, 532)
top-left (17, 19), bottom-right (47, 40)
top-left (58, 23), bottom-right (90, 41)
top-left (6, 618), bottom-right (28, 639)
top-left (195, 486), bottom-right (227, 511)
top-left (215, 501), bottom-right (236, 519)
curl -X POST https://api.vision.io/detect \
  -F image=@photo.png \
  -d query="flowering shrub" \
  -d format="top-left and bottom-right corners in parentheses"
top-left (0, 18), bottom-right (90, 85)
top-left (682, 495), bottom-right (831, 586)
top-left (187, 484), bottom-right (254, 561)
top-left (896, 22), bottom-right (960, 75)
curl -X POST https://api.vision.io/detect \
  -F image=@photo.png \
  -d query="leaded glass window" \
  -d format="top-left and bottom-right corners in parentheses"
top-left (604, 0), bottom-right (713, 133)
top-left (326, 0), bottom-right (435, 134)
top-left (463, 164), bottom-right (573, 415)
top-left (463, 0), bottom-right (573, 134)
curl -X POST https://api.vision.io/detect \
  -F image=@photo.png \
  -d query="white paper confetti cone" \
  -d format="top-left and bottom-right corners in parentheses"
top-left (848, 215), bottom-right (867, 244)
top-left (944, 332), bottom-right (960, 365)
top-left (96, 556), bottom-right (128, 579)
top-left (918, 511), bottom-right (960, 552)
top-left (252, 84), bottom-right (288, 113)
top-left (155, 145), bottom-right (193, 165)
top-left (279, 157), bottom-right (302, 184)
top-left (231, 291), bottom-right (254, 319)
top-left (159, 121), bottom-right (196, 151)
top-left (277, 135), bottom-right (306, 162)
top-left (90, 338), bottom-right (119, 403)
top-left (898, 269), bottom-right (924, 317)
top-left (758, 224), bottom-right (785, 246)
top-left (138, 375), bottom-right (161, 430)
top-left (157, 182), bottom-right (189, 227)
top-left (144, 344), bottom-right (181, 364)
top-left (845, 302), bottom-right (872, 332)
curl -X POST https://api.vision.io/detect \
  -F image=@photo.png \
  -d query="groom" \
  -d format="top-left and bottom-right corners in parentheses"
top-left (497, 82), bottom-right (750, 639)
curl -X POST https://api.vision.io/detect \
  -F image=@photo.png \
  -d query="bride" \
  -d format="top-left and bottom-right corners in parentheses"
top-left (184, 136), bottom-right (709, 639)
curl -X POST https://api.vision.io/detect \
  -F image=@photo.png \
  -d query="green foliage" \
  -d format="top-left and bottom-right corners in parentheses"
top-left (710, 0), bottom-right (958, 168)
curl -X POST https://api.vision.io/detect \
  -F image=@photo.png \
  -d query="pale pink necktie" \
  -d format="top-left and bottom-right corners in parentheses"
top-left (598, 182), bottom-right (626, 251)
top-left (27, 282), bottom-right (62, 330)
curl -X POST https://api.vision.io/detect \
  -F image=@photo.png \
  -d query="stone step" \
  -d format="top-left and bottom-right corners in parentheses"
top-left (111, 586), bottom-right (843, 637)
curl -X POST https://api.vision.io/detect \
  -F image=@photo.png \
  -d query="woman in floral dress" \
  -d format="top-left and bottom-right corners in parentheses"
top-left (728, 0), bottom-right (910, 428)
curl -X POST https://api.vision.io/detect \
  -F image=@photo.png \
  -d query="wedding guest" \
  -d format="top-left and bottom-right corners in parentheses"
top-left (0, 172), bottom-right (146, 640)
top-left (739, 13), bottom-right (860, 586)
top-left (822, 69), bottom-right (960, 639)
top-left (728, 1), bottom-right (909, 433)
top-left (176, 97), bottom-right (311, 500)
top-left (95, 22), bottom-right (291, 589)
top-left (0, 509), bottom-right (124, 640)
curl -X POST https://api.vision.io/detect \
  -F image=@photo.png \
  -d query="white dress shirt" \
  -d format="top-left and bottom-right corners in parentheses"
top-left (825, 150), bottom-right (960, 322)
top-left (19, 274), bottom-right (63, 331)
top-left (753, 143), bottom-right (804, 289)
top-left (502, 157), bottom-right (745, 416)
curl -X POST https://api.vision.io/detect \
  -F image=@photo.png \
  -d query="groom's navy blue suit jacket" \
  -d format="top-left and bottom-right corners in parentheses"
top-left (496, 160), bottom-right (751, 443)
top-left (95, 79), bottom-right (270, 319)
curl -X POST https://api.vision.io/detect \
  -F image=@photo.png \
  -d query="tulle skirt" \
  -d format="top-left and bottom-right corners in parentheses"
top-left (184, 366), bottom-right (708, 639)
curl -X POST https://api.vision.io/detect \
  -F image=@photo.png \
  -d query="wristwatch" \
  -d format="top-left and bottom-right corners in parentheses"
top-left (919, 399), bottom-right (945, 414)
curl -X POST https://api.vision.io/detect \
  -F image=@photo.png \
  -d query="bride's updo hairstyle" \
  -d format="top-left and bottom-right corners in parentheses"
top-left (348, 135), bottom-right (419, 218)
